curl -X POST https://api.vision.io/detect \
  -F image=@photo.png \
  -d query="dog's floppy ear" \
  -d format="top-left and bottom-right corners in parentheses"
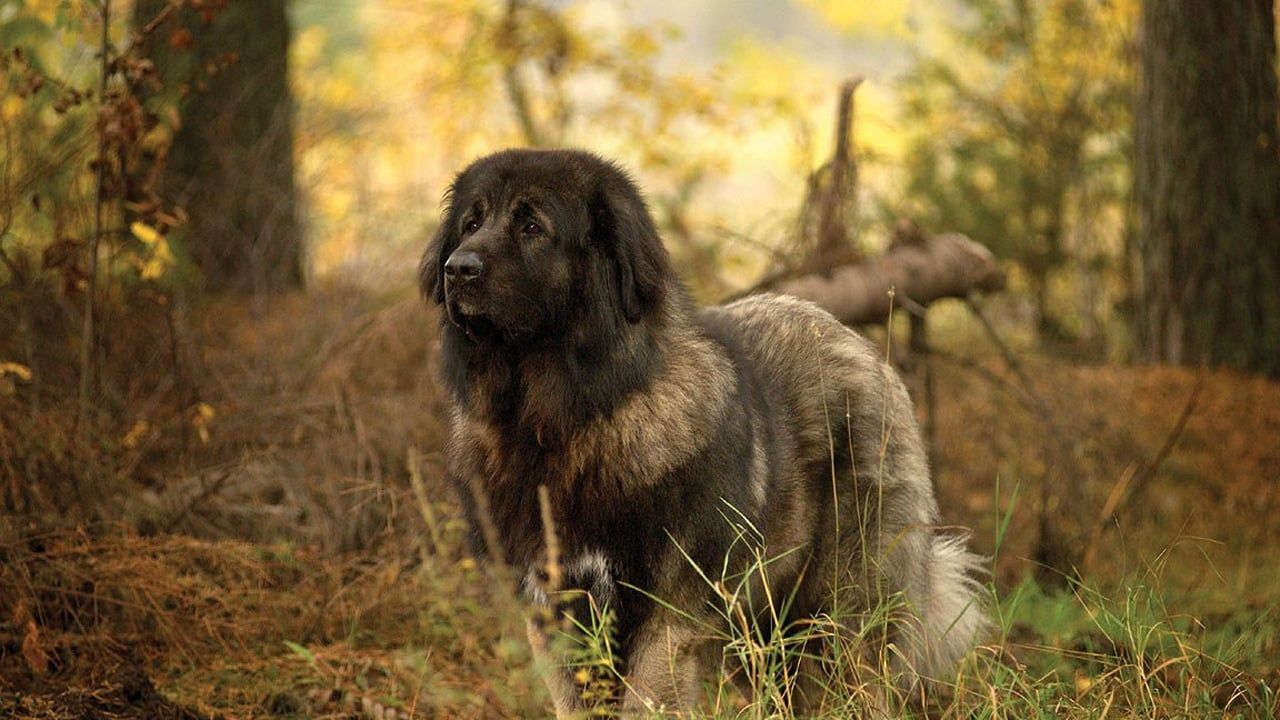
top-left (595, 174), bottom-right (670, 324)
top-left (421, 191), bottom-right (462, 304)
top-left (418, 225), bottom-right (448, 305)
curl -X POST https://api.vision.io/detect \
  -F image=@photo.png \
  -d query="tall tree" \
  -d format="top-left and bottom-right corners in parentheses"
top-left (136, 0), bottom-right (302, 292)
top-left (1134, 1), bottom-right (1280, 376)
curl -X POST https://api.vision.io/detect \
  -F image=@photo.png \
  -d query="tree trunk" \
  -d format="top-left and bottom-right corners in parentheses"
top-left (137, 0), bottom-right (303, 293)
top-left (1134, 1), bottom-right (1280, 377)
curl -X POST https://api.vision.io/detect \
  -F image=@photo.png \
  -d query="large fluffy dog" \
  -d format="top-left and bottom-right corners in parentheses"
top-left (420, 149), bottom-right (984, 715)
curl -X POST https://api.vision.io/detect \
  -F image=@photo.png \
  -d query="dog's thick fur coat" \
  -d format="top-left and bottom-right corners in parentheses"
top-left (421, 149), bottom-right (984, 714)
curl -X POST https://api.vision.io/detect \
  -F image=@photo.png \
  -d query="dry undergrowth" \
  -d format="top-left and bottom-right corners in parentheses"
top-left (0, 519), bottom-right (551, 719)
top-left (2, 291), bottom-right (1279, 718)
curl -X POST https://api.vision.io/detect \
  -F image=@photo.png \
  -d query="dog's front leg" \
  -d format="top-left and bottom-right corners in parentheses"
top-left (526, 617), bottom-right (585, 719)
top-left (621, 615), bottom-right (713, 717)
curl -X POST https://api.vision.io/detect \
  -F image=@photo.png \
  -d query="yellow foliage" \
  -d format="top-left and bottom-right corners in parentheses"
top-left (130, 222), bottom-right (160, 246)
top-left (0, 362), bottom-right (33, 382)
top-left (127, 222), bottom-right (174, 280)
top-left (192, 402), bottom-right (216, 445)
top-left (195, 402), bottom-right (215, 421)
top-left (139, 243), bottom-right (173, 280)
top-left (796, 0), bottom-right (911, 38)
top-left (24, 0), bottom-right (60, 26)
top-left (295, 0), bottom-right (813, 279)
top-left (0, 362), bottom-right (33, 397)
top-left (122, 421), bottom-right (152, 450)
top-left (1, 95), bottom-right (23, 122)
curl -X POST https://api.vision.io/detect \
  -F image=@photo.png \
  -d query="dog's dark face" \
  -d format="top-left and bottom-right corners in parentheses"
top-left (420, 149), bottom-right (671, 345)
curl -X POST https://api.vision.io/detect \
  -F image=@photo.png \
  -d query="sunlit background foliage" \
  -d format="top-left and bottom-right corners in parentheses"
top-left (2, 0), bottom-right (1140, 351)
top-left (286, 0), bottom-right (1139, 353)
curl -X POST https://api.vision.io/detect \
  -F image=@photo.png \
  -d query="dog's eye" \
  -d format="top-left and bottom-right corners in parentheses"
top-left (521, 221), bottom-right (542, 236)
top-left (462, 219), bottom-right (480, 234)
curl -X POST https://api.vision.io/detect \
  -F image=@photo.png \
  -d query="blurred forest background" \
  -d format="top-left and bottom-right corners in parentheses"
top-left (1, 1), bottom-right (1279, 718)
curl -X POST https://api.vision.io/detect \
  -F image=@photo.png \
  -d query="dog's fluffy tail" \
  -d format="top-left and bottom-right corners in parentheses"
top-left (898, 534), bottom-right (988, 688)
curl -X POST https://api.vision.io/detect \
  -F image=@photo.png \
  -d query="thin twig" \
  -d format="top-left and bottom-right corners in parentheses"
top-left (535, 484), bottom-right (565, 636)
top-left (160, 470), bottom-right (229, 534)
top-left (466, 480), bottom-right (514, 582)
top-left (963, 294), bottom-right (1086, 584)
top-left (537, 484), bottom-right (562, 600)
top-left (125, 1), bottom-right (180, 56)
top-left (908, 311), bottom-right (939, 478)
top-left (1082, 376), bottom-right (1203, 569)
top-left (469, 478), bottom-right (567, 716)
top-left (924, 346), bottom-right (1042, 418)
top-left (78, 0), bottom-right (112, 447)
top-left (162, 299), bottom-right (192, 449)
top-left (1118, 375), bottom-right (1202, 512)
top-left (964, 295), bottom-right (1050, 416)
top-left (407, 448), bottom-right (444, 558)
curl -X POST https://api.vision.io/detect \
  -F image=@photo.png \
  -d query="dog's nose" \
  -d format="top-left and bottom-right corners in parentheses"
top-left (444, 251), bottom-right (483, 281)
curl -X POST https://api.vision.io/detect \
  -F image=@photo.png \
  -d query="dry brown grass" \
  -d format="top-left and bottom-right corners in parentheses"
top-left (0, 518), bottom-right (549, 719)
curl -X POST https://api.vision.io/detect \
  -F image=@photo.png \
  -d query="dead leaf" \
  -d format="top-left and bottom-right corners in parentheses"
top-left (22, 618), bottom-right (49, 675)
top-left (168, 28), bottom-right (194, 50)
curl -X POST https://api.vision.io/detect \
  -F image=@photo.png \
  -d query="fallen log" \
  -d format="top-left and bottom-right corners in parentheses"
top-left (766, 229), bottom-right (1006, 325)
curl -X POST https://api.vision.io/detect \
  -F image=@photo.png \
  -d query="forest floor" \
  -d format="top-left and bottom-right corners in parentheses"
top-left (2, 289), bottom-right (1279, 718)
